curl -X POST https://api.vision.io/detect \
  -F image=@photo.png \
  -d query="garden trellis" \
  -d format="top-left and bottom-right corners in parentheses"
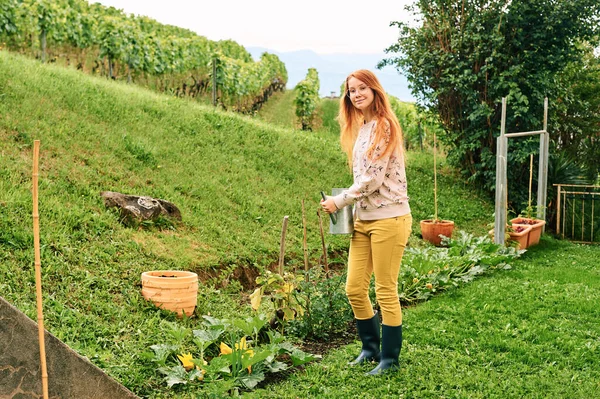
top-left (554, 184), bottom-right (600, 244)
top-left (494, 97), bottom-right (549, 245)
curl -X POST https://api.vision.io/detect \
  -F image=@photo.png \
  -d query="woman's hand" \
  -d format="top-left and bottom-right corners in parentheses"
top-left (320, 197), bottom-right (339, 214)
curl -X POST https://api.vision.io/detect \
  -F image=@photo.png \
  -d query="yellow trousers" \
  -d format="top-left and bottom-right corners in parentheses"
top-left (345, 214), bottom-right (412, 326)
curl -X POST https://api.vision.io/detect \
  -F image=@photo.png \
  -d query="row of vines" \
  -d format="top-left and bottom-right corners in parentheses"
top-left (0, 0), bottom-right (287, 112)
top-left (293, 68), bottom-right (320, 131)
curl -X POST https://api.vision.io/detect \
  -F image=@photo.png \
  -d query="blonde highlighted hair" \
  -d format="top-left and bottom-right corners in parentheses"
top-left (338, 69), bottom-right (404, 166)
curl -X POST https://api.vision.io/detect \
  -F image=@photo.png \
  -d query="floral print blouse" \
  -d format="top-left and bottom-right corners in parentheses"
top-left (332, 120), bottom-right (410, 220)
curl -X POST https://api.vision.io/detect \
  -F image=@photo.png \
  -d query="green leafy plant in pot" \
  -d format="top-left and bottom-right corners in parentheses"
top-left (510, 155), bottom-right (546, 246)
top-left (420, 131), bottom-right (455, 246)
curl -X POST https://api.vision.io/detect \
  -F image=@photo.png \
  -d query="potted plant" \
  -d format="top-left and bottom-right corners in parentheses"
top-left (488, 223), bottom-right (532, 250)
top-left (141, 270), bottom-right (198, 318)
top-left (420, 131), bottom-right (455, 246)
top-left (510, 205), bottom-right (546, 247)
top-left (509, 155), bottom-right (546, 247)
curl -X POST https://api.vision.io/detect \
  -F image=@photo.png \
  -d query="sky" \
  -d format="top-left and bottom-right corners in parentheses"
top-left (92, 0), bottom-right (414, 55)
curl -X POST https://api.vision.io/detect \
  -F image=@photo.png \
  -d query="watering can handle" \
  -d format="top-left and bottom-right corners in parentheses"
top-left (320, 191), bottom-right (337, 225)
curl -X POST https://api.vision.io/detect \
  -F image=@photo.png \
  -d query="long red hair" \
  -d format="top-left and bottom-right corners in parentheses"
top-left (338, 69), bottom-right (404, 166)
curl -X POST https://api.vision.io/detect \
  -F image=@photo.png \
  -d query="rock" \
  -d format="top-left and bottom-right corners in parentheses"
top-left (100, 191), bottom-right (181, 224)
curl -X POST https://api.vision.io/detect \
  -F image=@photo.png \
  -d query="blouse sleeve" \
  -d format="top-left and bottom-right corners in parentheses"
top-left (333, 123), bottom-right (392, 209)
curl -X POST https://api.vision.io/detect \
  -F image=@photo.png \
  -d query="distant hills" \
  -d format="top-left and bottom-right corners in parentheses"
top-left (248, 47), bottom-right (415, 102)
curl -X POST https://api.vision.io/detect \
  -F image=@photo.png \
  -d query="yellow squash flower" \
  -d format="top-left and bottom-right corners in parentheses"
top-left (220, 337), bottom-right (254, 373)
top-left (177, 353), bottom-right (195, 371)
top-left (220, 342), bottom-right (233, 355)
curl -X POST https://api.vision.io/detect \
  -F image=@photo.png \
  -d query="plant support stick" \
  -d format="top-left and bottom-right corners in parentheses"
top-left (529, 154), bottom-right (533, 210)
top-left (433, 131), bottom-right (438, 221)
top-left (317, 209), bottom-right (328, 275)
top-left (301, 200), bottom-right (309, 281)
top-left (278, 216), bottom-right (289, 275)
top-left (32, 140), bottom-right (49, 399)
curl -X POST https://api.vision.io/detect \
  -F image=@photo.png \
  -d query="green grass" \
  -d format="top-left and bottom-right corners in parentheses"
top-left (2, 50), bottom-right (597, 398)
top-left (255, 90), bottom-right (298, 129)
top-left (245, 237), bottom-right (600, 398)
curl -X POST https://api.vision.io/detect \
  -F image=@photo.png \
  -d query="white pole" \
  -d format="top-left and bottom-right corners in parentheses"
top-left (494, 97), bottom-right (507, 245)
top-left (537, 97), bottom-right (549, 231)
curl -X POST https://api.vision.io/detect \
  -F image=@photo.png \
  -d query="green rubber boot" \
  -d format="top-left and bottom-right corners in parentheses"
top-left (367, 324), bottom-right (402, 375)
top-left (349, 313), bottom-right (381, 365)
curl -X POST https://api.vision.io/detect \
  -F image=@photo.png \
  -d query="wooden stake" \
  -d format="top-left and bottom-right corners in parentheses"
top-left (528, 154), bottom-right (533, 210)
top-left (433, 130), bottom-right (438, 221)
top-left (278, 216), bottom-right (289, 275)
top-left (32, 140), bottom-right (49, 399)
top-left (317, 209), bottom-right (328, 275)
top-left (301, 200), bottom-right (309, 281)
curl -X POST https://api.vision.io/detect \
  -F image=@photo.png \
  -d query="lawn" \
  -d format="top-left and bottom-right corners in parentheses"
top-left (245, 237), bottom-right (600, 398)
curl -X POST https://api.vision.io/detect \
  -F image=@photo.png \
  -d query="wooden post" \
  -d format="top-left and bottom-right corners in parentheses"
top-left (592, 199), bottom-right (595, 242)
top-left (581, 199), bottom-right (585, 241)
top-left (278, 216), bottom-right (289, 275)
top-left (317, 209), bottom-right (328, 274)
top-left (301, 200), bottom-right (309, 281)
top-left (494, 97), bottom-right (507, 245)
top-left (556, 184), bottom-right (561, 233)
top-left (32, 140), bottom-right (49, 399)
top-left (211, 57), bottom-right (217, 107)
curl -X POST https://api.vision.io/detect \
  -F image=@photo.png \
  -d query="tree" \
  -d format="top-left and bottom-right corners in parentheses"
top-left (551, 45), bottom-right (600, 181)
top-left (382, 0), bottom-right (600, 207)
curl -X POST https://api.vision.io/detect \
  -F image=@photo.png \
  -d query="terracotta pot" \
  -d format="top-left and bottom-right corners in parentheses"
top-left (510, 217), bottom-right (546, 246)
top-left (489, 225), bottom-right (532, 250)
top-left (141, 270), bottom-right (198, 317)
top-left (420, 219), bottom-right (455, 246)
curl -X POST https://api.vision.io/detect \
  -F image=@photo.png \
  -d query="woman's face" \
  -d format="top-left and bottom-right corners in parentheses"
top-left (347, 77), bottom-right (374, 111)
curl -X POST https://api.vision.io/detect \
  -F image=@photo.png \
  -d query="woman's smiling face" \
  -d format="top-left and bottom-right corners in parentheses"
top-left (347, 76), bottom-right (374, 111)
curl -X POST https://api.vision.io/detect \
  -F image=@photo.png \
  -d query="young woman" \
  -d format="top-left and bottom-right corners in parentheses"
top-left (321, 69), bottom-right (412, 375)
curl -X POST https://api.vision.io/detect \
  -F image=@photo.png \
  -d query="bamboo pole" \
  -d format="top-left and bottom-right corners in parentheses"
top-left (433, 131), bottom-right (438, 221)
top-left (278, 216), bottom-right (289, 275)
top-left (32, 140), bottom-right (49, 399)
top-left (528, 154), bottom-right (533, 210)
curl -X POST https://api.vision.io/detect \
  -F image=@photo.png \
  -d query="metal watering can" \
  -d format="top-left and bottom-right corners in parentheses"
top-left (321, 188), bottom-right (354, 235)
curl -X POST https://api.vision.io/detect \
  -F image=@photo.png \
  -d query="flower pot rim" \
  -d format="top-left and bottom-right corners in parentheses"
top-left (142, 270), bottom-right (198, 278)
top-left (420, 219), bottom-right (455, 225)
top-left (510, 217), bottom-right (546, 226)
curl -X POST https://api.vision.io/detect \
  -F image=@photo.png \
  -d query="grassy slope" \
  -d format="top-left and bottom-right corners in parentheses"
top-left (254, 90), bottom-right (298, 130)
top-left (0, 50), bottom-right (519, 397)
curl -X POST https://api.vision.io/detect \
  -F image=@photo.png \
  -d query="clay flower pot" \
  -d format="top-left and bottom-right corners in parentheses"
top-left (141, 270), bottom-right (198, 317)
top-left (510, 217), bottom-right (546, 247)
top-left (489, 225), bottom-right (532, 250)
top-left (420, 219), bottom-right (455, 246)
